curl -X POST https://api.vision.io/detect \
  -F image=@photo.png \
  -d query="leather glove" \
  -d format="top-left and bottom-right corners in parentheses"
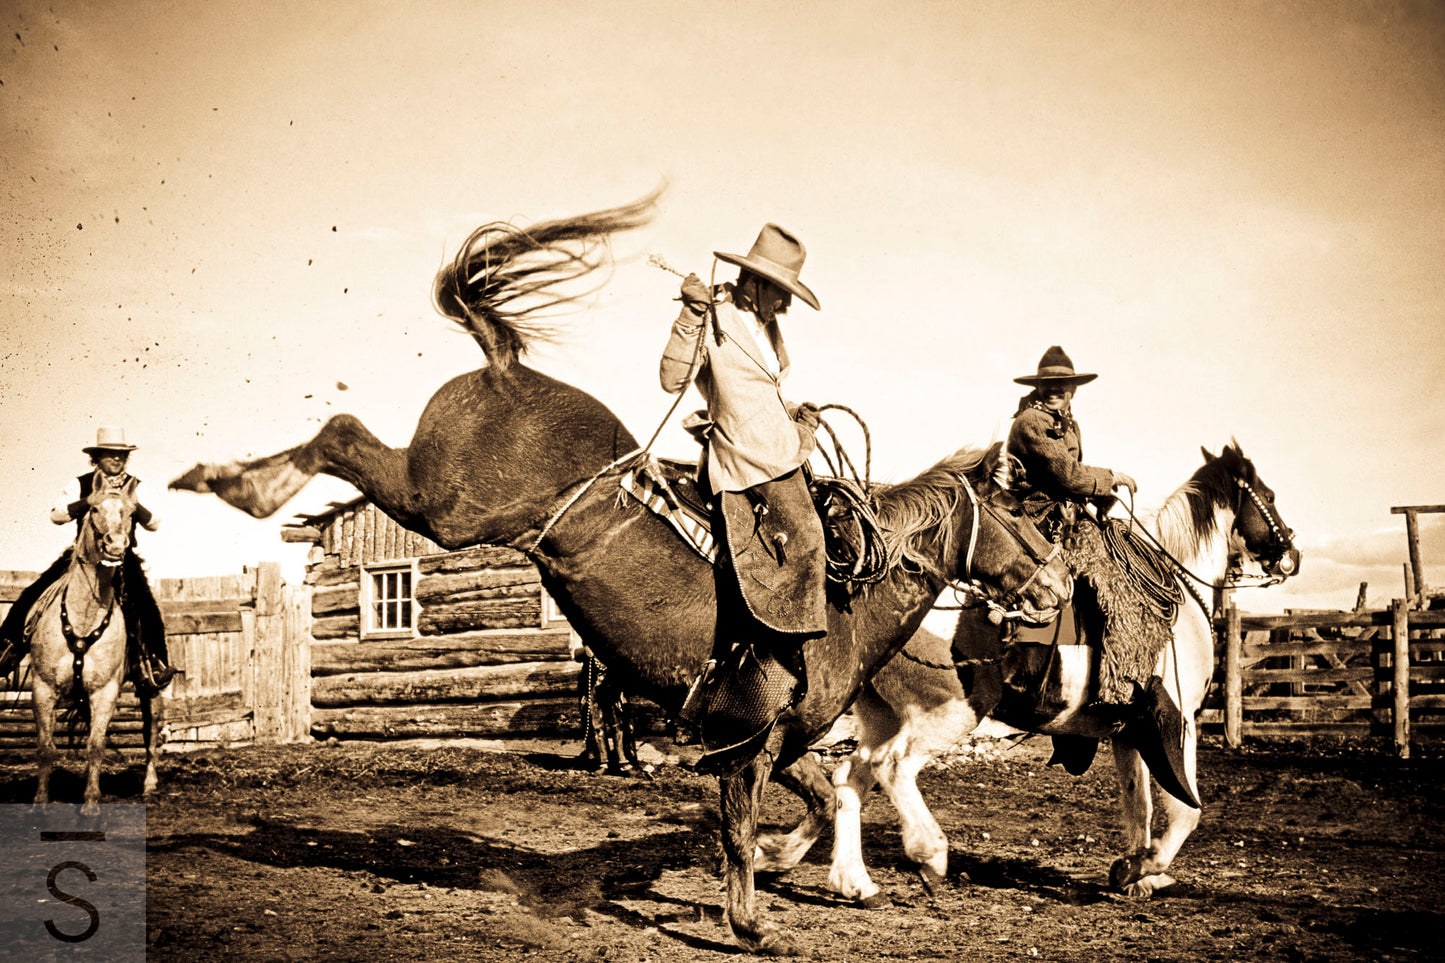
top-left (794, 402), bottom-right (820, 431)
top-left (1110, 470), bottom-right (1138, 495)
top-left (678, 273), bottom-right (712, 316)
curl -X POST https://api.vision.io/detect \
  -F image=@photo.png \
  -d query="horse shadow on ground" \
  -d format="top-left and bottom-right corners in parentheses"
top-left (149, 809), bottom-right (740, 953)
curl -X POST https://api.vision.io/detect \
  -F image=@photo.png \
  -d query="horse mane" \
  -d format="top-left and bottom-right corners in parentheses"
top-left (871, 444), bottom-right (997, 572)
top-left (432, 190), bottom-right (661, 371)
top-left (1152, 447), bottom-right (1252, 557)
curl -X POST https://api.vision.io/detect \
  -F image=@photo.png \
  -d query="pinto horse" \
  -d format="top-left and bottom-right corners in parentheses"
top-left (171, 196), bottom-right (1072, 954)
top-left (29, 490), bottom-right (165, 814)
top-left (756, 443), bottom-right (1299, 903)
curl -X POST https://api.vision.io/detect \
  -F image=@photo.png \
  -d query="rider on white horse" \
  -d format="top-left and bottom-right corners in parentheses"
top-left (998, 347), bottom-right (1185, 768)
top-left (0, 426), bottom-right (177, 695)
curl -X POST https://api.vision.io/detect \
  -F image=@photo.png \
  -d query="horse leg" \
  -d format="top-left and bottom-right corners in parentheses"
top-left (873, 742), bottom-right (949, 894)
top-left (81, 678), bottom-right (122, 815)
top-left (1110, 728), bottom-right (1201, 896)
top-left (719, 751), bottom-right (797, 956)
top-left (170, 415), bottom-right (415, 523)
top-left (756, 753), bottom-right (834, 873)
top-left (140, 688), bottom-right (166, 797)
top-left (32, 678), bottom-right (58, 807)
top-left (828, 751), bottom-right (885, 906)
top-left (597, 675), bottom-right (640, 775)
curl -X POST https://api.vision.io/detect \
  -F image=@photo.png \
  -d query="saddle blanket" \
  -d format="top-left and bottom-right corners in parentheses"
top-left (618, 457), bottom-right (717, 562)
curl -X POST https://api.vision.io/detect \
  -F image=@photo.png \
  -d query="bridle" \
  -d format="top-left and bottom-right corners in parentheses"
top-left (951, 473), bottom-right (1063, 624)
top-left (1232, 476), bottom-right (1299, 585)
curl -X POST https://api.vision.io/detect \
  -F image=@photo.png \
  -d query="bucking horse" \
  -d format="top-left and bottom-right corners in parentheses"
top-left (171, 195), bottom-right (1072, 954)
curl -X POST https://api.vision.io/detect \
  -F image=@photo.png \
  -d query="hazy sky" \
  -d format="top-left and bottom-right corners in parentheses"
top-left (3, 0), bottom-right (1443, 617)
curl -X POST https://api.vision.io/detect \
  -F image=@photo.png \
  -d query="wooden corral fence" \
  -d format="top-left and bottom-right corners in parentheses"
top-left (1203, 598), bottom-right (1445, 758)
top-left (288, 499), bottom-right (584, 743)
top-left (0, 562), bottom-right (308, 754)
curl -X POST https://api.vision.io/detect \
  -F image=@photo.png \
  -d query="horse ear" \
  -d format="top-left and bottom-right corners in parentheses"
top-left (1200, 446), bottom-right (1216, 464)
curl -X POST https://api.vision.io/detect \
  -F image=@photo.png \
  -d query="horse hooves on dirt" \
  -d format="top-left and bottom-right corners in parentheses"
top-left (916, 865), bottom-right (947, 896)
top-left (858, 892), bottom-right (891, 910)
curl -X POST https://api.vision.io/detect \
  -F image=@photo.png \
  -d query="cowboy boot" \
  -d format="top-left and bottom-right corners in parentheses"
top-left (689, 643), bottom-right (801, 776)
top-left (1121, 676), bottom-right (1199, 809)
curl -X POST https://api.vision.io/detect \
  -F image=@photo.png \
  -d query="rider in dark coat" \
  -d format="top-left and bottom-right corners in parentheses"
top-left (0, 427), bottom-right (176, 695)
top-left (660, 223), bottom-right (826, 772)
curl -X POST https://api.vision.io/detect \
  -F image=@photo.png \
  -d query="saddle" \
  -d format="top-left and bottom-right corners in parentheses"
top-left (618, 456), bottom-right (885, 594)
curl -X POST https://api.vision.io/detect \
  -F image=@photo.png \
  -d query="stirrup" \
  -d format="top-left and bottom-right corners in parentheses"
top-left (678, 659), bottom-right (719, 725)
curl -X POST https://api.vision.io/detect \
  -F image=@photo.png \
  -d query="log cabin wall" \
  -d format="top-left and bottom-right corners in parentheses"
top-left (289, 500), bottom-right (583, 742)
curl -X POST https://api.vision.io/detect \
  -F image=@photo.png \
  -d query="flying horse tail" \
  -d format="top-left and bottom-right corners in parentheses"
top-left (432, 189), bottom-right (662, 371)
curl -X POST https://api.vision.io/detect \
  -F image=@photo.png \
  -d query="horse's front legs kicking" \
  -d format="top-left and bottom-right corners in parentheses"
top-left (720, 752), bottom-right (797, 956)
top-left (32, 679), bottom-right (58, 807)
top-left (1109, 737), bottom-right (1201, 897)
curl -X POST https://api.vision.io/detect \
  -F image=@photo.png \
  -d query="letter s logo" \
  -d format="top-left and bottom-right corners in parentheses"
top-left (45, 861), bottom-right (100, 943)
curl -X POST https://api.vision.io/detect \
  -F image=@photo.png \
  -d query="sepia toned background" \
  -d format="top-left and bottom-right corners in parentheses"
top-left (3, 0), bottom-right (1442, 617)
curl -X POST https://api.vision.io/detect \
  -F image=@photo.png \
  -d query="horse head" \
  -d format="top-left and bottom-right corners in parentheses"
top-left (80, 490), bottom-right (135, 567)
top-left (879, 445), bottom-right (1071, 625)
top-left (1201, 441), bottom-right (1300, 583)
top-left (962, 457), bottom-right (1073, 624)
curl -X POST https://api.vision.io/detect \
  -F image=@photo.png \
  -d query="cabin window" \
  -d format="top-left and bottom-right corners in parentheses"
top-left (362, 562), bottom-right (416, 639)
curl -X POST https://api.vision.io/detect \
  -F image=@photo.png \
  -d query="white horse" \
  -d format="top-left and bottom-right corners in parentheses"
top-left (758, 443), bottom-right (1298, 902)
top-left (29, 490), bottom-right (165, 813)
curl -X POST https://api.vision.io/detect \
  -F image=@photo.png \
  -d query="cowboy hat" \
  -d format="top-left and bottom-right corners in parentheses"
top-left (83, 425), bottom-right (138, 455)
top-left (1013, 345), bottom-right (1098, 387)
top-left (714, 223), bottom-right (820, 311)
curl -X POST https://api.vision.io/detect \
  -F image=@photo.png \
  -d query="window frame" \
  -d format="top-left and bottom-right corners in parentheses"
top-left (360, 560), bottom-right (419, 640)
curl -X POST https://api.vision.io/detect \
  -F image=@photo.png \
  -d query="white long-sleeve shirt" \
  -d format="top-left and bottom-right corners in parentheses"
top-left (49, 475), bottom-right (160, 531)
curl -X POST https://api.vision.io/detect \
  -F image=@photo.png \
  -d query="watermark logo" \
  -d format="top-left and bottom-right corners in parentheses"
top-left (0, 805), bottom-right (145, 960)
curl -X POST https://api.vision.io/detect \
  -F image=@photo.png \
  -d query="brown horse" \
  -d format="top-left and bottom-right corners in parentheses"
top-left (171, 197), bottom-right (1072, 954)
top-left (29, 490), bottom-right (165, 814)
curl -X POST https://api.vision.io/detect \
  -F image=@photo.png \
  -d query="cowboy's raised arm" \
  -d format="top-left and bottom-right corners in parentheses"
top-left (133, 481), bottom-right (159, 532)
top-left (660, 273), bottom-right (712, 394)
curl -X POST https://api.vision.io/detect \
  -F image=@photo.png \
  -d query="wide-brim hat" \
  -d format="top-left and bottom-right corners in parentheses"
top-left (1014, 345), bottom-right (1097, 387)
top-left (83, 425), bottom-right (138, 455)
top-left (714, 222), bottom-right (820, 311)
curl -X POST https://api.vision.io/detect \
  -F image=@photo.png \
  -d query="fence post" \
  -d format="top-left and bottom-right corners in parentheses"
top-left (1224, 601), bottom-right (1242, 748)
top-left (1392, 598), bottom-right (1411, 759)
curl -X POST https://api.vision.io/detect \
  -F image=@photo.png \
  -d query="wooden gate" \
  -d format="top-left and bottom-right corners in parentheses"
top-left (0, 561), bottom-right (309, 753)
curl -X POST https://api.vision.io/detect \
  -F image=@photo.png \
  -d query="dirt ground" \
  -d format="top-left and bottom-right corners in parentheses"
top-left (1, 731), bottom-right (1441, 963)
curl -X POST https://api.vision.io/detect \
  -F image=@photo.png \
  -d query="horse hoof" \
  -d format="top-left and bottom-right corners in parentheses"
top-left (857, 892), bottom-right (891, 910)
top-left (753, 928), bottom-right (801, 957)
top-left (917, 865), bottom-right (947, 896)
top-left (1121, 873), bottom-right (1176, 899)
top-left (1109, 855), bottom-right (1143, 890)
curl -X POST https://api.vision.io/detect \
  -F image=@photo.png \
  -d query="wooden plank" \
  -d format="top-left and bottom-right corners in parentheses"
top-left (362, 506), bottom-right (376, 565)
top-left (417, 546), bottom-right (530, 575)
top-left (162, 690), bottom-right (250, 729)
top-left (417, 597), bottom-right (542, 634)
top-left (1242, 721), bottom-right (1377, 737)
top-left (341, 511), bottom-right (355, 568)
top-left (1241, 639), bottom-right (1374, 659)
top-left (163, 611), bottom-right (243, 634)
top-left (1241, 667), bottom-right (1374, 684)
top-left (311, 660), bottom-right (581, 707)
top-left (415, 569), bottom-right (541, 604)
top-left (1243, 695), bottom-right (1377, 710)
top-left (311, 629), bottom-right (575, 676)
top-left (1391, 504), bottom-right (1445, 514)
top-left (1225, 603), bottom-right (1242, 748)
top-left (286, 584), bottom-right (311, 742)
top-left (311, 697), bottom-right (580, 740)
top-left (312, 614), bottom-right (360, 640)
top-left (312, 583), bottom-right (360, 617)
top-left (281, 525), bottom-right (322, 544)
top-left (0, 572), bottom-right (41, 604)
top-left (1394, 599), bottom-right (1411, 758)
top-left (1238, 610), bottom-right (1445, 631)
top-left (313, 564), bottom-right (361, 588)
